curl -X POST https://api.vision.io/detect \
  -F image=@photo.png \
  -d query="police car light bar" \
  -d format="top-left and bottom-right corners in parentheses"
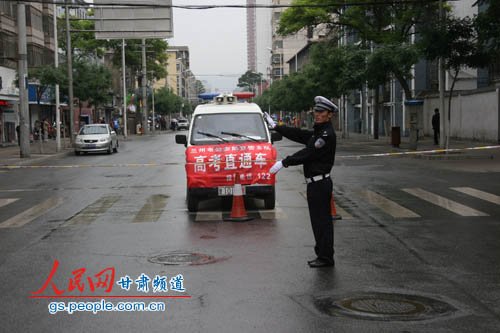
top-left (198, 92), bottom-right (220, 101)
top-left (233, 92), bottom-right (255, 100)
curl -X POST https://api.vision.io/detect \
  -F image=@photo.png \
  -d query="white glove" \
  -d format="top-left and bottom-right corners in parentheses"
top-left (269, 160), bottom-right (283, 174)
top-left (263, 112), bottom-right (276, 129)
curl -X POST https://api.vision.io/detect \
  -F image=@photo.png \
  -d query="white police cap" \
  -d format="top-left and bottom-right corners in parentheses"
top-left (314, 96), bottom-right (338, 113)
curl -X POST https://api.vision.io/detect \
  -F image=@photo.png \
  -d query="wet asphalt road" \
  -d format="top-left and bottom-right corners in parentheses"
top-left (0, 132), bottom-right (499, 332)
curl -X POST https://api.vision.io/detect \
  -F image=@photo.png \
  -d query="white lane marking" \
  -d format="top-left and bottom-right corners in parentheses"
top-left (259, 207), bottom-right (287, 220)
top-left (0, 198), bottom-right (18, 208)
top-left (0, 197), bottom-right (64, 228)
top-left (402, 188), bottom-right (488, 217)
top-left (451, 187), bottom-right (500, 205)
top-left (358, 190), bottom-right (420, 218)
top-left (195, 211), bottom-right (222, 222)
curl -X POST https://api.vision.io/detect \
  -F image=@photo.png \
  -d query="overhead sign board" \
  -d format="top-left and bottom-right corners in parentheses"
top-left (94, 0), bottom-right (173, 39)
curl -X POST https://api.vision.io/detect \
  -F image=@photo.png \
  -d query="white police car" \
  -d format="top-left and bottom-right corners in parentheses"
top-left (175, 93), bottom-right (282, 212)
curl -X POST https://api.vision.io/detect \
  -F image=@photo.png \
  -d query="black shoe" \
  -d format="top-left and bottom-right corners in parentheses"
top-left (308, 258), bottom-right (335, 268)
top-left (307, 258), bottom-right (319, 264)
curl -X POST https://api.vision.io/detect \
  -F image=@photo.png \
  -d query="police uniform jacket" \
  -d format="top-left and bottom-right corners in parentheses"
top-left (274, 122), bottom-right (336, 178)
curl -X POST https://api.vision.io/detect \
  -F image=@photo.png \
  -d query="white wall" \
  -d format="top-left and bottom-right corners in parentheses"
top-left (423, 88), bottom-right (499, 141)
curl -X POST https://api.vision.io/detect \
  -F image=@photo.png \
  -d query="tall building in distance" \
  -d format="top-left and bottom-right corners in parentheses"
top-left (246, 0), bottom-right (257, 72)
top-left (255, 0), bottom-right (272, 78)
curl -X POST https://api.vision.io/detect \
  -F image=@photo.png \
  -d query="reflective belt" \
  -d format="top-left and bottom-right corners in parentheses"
top-left (305, 174), bottom-right (330, 184)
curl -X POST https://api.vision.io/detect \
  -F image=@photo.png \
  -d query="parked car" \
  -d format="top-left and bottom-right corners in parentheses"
top-left (74, 124), bottom-right (118, 155)
top-left (177, 118), bottom-right (189, 130)
top-left (175, 93), bottom-right (282, 212)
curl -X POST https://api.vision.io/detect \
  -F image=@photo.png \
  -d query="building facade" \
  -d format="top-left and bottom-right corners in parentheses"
top-left (0, 1), bottom-right (56, 144)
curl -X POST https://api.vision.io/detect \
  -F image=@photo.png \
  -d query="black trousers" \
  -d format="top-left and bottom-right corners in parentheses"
top-left (306, 177), bottom-right (334, 262)
top-left (433, 128), bottom-right (440, 144)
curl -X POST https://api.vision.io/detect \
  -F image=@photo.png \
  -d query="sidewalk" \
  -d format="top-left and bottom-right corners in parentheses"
top-left (337, 132), bottom-right (500, 160)
top-left (0, 138), bottom-right (74, 166)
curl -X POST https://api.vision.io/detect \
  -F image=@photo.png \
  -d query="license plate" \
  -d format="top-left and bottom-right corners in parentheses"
top-left (218, 186), bottom-right (246, 196)
top-left (86, 144), bottom-right (96, 148)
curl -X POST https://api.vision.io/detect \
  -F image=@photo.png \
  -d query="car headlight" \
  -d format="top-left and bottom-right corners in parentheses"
top-left (75, 137), bottom-right (83, 143)
top-left (99, 138), bottom-right (109, 142)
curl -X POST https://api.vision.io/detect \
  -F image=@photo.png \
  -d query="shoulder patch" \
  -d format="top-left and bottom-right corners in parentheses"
top-left (314, 138), bottom-right (326, 148)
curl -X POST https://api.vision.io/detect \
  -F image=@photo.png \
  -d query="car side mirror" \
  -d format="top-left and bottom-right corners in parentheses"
top-left (176, 134), bottom-right (187, 147)
top-left (271, 131), bottom-right (282, 143)
top-left (111, 131), bottom-right (116, 135)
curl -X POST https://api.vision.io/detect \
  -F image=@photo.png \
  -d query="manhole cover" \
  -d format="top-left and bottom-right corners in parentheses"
top-left (315, 292), bottom-right (457, 321)
top-left (148, 252), bottom-right (217, 265)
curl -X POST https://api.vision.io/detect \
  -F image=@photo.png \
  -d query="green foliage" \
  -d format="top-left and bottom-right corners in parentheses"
top-left (154, 87), bottom-right (184, 115)
top-left (277, 0), bottom-right (336, 36)
top-left (237, 70), bottom-right (263, 90)
top-left (418, 15), bottom-right (490, 72)
top-left (57, 17), bottom-right (108, 60)
top-left (29, 66), bottom-right (67, 87)
top-left (72, 60), bottom-right (113, 107)
top-left (366, 44), bottom-right (419, 90)
top-left (475, 0), bottom-right (500, 55)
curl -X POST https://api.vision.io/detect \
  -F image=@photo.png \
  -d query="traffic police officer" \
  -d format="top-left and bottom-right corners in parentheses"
top-left (265, 96), bottom-right (337, 268)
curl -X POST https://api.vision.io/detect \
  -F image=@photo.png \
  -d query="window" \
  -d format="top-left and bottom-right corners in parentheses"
top-left (191, 113), bottom-right (268, 145)
top-left (0, 1), bottom-right (15, 17)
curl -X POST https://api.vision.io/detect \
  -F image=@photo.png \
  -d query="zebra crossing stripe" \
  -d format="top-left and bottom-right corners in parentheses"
top-left (358, 190), bottom-right (420, 218)
top-left (65, 195), bottom-right (121, 225)
top-left (0, 197), bottom-right (63, 228)
top-left (402, 188), bottom-right (488, 217)
top-left (133, 194), bottom-right (168, 223)
top-left (451, 187), bottom-right (500, 205)
top-left (0, 198), bottom-right (18, 208)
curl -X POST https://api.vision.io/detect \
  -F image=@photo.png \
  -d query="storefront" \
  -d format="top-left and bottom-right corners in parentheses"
top-left (0, 98), bottom-right (18, 145)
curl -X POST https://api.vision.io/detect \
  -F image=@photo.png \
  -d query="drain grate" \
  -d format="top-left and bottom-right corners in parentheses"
top-left (148, 252), bottom-right (217, 265)
top-left (315, 292), bottom-right (457, 321)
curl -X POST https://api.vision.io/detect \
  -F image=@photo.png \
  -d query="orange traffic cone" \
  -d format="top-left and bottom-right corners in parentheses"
top-left (224, 173), bottom-right (253, 222)
top-left (331, 193), bottom-right (342, 221)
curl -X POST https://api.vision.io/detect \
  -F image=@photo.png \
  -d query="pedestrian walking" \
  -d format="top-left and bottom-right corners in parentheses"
top-left (432, 108), bottom-right (440, 145)
top-left (265, 96), bottom-right (338, 268)
top-left (43, 118), bottom-right (49, 141)
top-left (16, 125), bottom-right (20, 146)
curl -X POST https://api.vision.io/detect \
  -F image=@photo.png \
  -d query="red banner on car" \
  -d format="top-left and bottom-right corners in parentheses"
top-left (185, 142), bottom-right (277, 188)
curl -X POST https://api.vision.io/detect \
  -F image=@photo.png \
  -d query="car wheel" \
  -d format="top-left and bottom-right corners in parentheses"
top-left (75, 151), bottom-right (80, 156)
top-left (107, 144), bottom-right (112, 154)
top-left (264, 187), bottom-right (276, 209)
top-left (113, 141), bottom-right (118, 153)
top-left (187, 190), bottom-right (198, 212)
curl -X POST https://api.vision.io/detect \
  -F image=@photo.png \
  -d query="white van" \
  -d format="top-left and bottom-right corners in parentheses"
top-left (175, 94), bottom-right (282, 212)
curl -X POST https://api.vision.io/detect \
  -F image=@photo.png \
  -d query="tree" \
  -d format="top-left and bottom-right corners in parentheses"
top-left (418, 14), bottom-right (491, 148)
top-left (57, 13), bottom-right (168, 82)
top-left (237, 71), bottom-right (263, 91)
top-left (278, 0), bottom-right (440, 100)
top-left (72, 60), bottom-right (113, 108)
top-left (154, 87), bottom-right (184, 115)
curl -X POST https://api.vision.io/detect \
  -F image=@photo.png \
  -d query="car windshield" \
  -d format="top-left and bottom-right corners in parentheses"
top-left (191, 113), bottom-right (267, 145)
top-left (79, 125), bottom-right (109, 135)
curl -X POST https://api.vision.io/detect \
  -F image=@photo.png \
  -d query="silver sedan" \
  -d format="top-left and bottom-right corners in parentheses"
top-left (74, 124), bottom-right (118, 155)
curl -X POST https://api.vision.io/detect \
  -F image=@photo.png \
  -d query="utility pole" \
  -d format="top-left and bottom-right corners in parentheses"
top-left (438, 0), bottom-right (446, 148)
top-left (17, 2), bottom-right (30, 157)
top-left (141, 38), bottom-right (149, 135)
top-left (54, 4), bottom-right (61, 151)
top-left (122, 39), bottom-right (127, 139)
top-left (65, 2), bottom-right (74, 142)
